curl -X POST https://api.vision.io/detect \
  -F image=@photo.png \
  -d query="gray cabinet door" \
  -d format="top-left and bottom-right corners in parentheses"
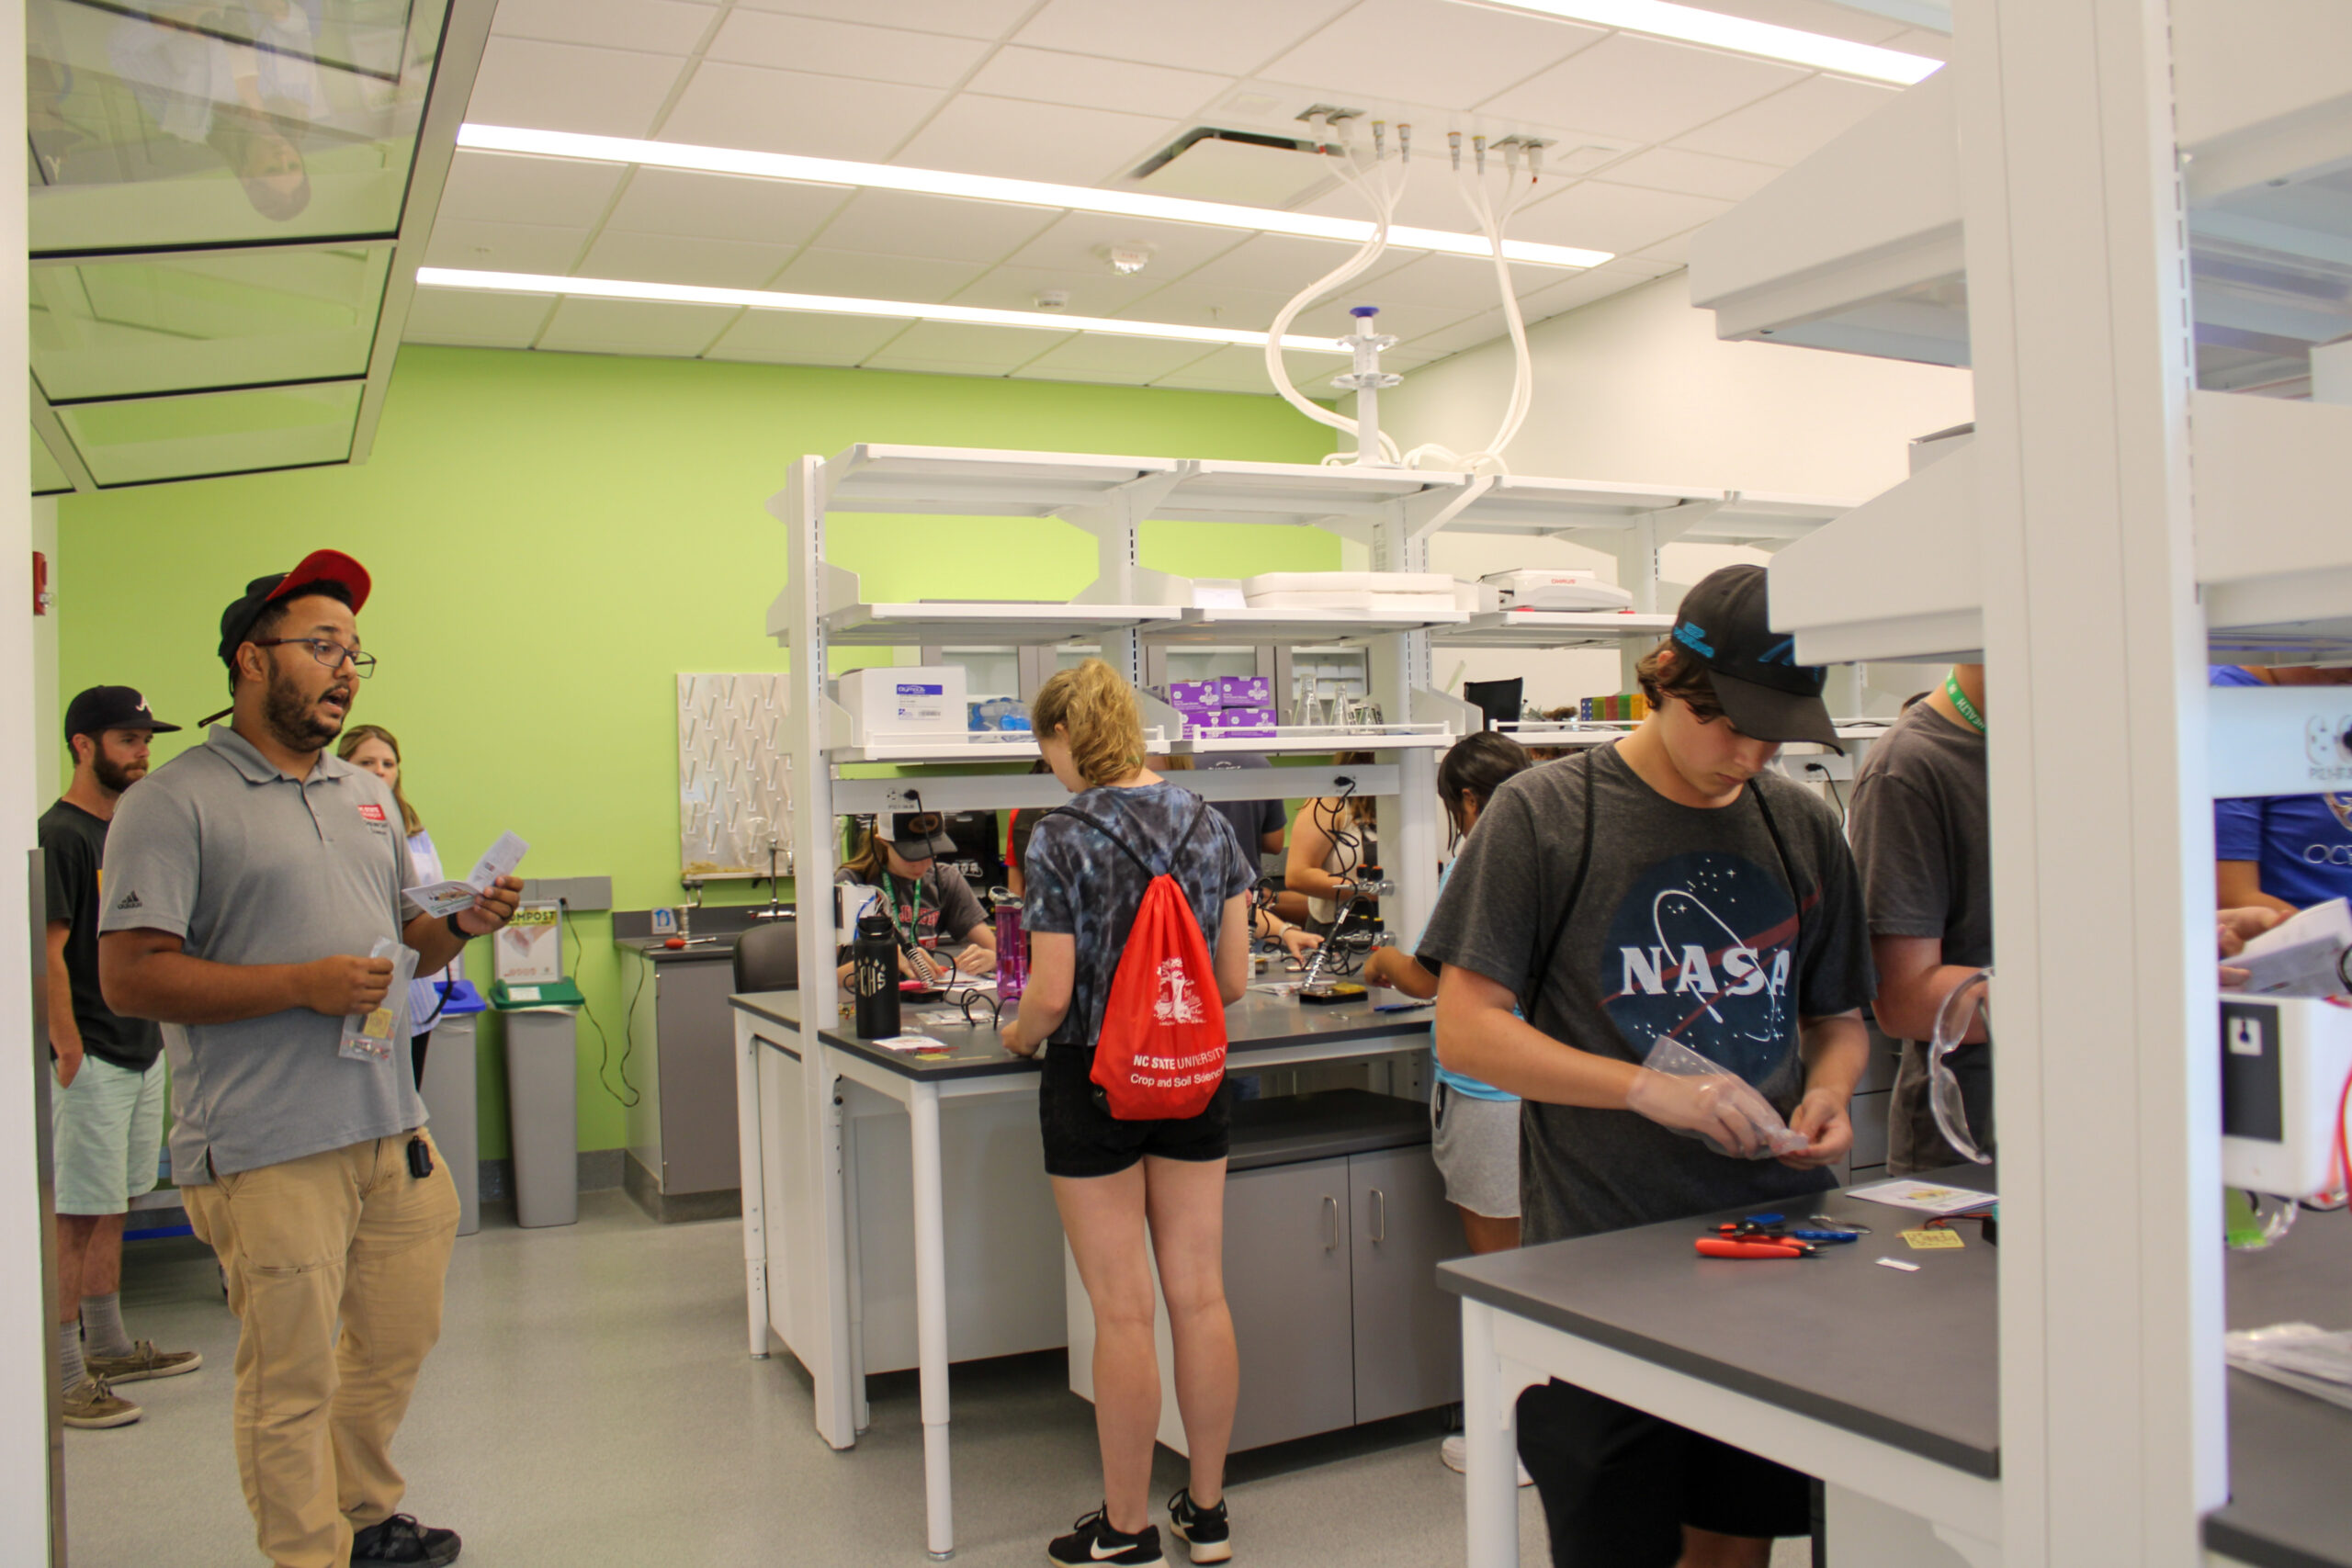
top-left (654, 962), bottom-right (743, 1194)
top-left (1222, 1159), bottom-right (1356, 1451)
top-left (1347, 1145), bottom-right (1465, 1425)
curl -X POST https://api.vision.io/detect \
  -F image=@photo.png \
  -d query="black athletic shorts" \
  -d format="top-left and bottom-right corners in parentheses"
top-left (1518, 1380), bottom-right (1814, 1566)
top-left (1037, 1043), bottom-right (1231, 1179)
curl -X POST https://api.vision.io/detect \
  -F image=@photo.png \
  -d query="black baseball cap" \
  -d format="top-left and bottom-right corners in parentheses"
top-left (1667, 565), bottom-right (1841, 750)
top-left (884, 812), bottom-right (956, 861)
top-left (64, 685), bottom-right (181, 742)
top-left (216, 548), bottom-right (373, 670)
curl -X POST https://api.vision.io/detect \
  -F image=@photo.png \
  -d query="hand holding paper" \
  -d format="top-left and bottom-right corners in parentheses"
top-left (2230, 897), bottom-right (2352, 998)
top-left (406, 831), bottom-right (528, 919)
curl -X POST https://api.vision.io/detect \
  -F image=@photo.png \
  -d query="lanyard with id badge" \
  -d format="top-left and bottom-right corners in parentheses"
top-left (340, 937), bottom-right (420, 1064)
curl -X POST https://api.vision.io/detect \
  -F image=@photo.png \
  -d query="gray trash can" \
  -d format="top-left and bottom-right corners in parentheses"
top-left (417, 1012), bottom-right (481, 1236)
top-left (494, 981), bottom-right (581, 1229)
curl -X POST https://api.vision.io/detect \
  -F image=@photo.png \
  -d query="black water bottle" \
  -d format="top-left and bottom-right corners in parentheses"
top-left (851, 912), bottom-right (900, 1038)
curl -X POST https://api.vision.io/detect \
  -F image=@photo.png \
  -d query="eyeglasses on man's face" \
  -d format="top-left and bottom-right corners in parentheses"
top-left (252, 637), bottom-right (377, 678)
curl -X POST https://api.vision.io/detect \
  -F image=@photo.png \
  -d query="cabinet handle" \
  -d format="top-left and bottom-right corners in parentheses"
top-left (1370, 1188), bottom-right (1385, 1243)
top-left (1323, 1195), bottom-right (1339, 1251)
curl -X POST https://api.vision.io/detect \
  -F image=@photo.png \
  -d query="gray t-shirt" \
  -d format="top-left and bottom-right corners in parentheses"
top-left (1847, 701), bottom-right (1992, 1172)
top-left (831, 862), bottom-right (988, 967)
top-left (1024, 782), bottom-right (1255, 1050)
top-left (1416, 745), bottom-right (1876, 1244)
top-left (98, 727), bottom-right (424, 1182)
top-left (1197, 753), bottom-right (1286, 869)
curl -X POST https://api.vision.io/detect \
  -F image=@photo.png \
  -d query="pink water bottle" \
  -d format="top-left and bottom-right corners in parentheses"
top-left (994, 897), bottom-right (1027, 1000)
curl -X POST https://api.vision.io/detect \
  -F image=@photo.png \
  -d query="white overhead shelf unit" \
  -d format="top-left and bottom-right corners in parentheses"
top-left (1687, 1), bottom-right (2352, 394)
top-left (1435, 611), bottom-right (1678, 650)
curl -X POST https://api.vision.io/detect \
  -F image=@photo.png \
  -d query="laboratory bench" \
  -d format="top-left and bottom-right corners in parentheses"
top-left (612, 906), bottom-right (791, 1223)
top-left (729, 985), bottom-right (1441, 1558)
top-left (1441, 1176), bottom-right (2352, 1568)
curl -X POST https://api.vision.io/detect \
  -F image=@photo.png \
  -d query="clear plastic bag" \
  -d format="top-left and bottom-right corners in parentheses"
top-left (338, 938), bottom-right (419, 1065)
top-left (1631, 1036), bottom-right (1811, 1160)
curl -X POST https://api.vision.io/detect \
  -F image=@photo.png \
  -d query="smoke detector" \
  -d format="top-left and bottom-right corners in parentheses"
top-left (1099, 243), bottom-right (1154, 276)
top-left (1034, 288), bottom-right (1070, 310)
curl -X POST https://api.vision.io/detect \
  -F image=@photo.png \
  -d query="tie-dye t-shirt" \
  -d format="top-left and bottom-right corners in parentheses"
top-left (1023, 781), bottom-right (1256, 1051)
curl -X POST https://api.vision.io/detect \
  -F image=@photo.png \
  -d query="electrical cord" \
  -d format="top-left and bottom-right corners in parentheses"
top-left (1803, 762), bottom-right (1847, 824)
top-left (561, 898), bottom-right (639, 1108)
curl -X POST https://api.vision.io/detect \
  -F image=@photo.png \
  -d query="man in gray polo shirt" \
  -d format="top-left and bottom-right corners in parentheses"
top-left (100, 550), bottom-right (519, 1568)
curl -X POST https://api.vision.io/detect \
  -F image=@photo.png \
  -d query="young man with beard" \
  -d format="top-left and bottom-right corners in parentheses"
top-left (99, 552), bottom-right (520, 1568)
top-left (42, 685), bottom-right (202, 1429)
top-left (1419, 565), bottom-right (1875, 1568)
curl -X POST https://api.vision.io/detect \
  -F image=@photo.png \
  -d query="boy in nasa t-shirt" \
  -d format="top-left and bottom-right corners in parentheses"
top-left (1418, 565), bottom-right (1873, 1567)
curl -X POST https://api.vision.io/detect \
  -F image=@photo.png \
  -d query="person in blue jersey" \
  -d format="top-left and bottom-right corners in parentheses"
top-left (2211, 663), bottom-right (2352, 915)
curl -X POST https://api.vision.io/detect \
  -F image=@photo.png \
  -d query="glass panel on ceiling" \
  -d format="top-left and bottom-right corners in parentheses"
top-left (32, 426), bottom-right (74, 493)
top-left (28, 0), bottom-right (451, 254)
top-left (58, 378), bottom-right (360, 486)
top-left (31, 243), bottom-right (390, 400)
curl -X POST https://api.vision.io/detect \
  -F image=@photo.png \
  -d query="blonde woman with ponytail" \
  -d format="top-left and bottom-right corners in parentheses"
top-left (1001, 659), bottom-right (1255, 1568)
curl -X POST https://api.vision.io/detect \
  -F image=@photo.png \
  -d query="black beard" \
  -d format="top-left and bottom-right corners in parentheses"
top-left (263, 666), bottom-right (347, 752)
top-left (92, 755), bottom-right (143, 795)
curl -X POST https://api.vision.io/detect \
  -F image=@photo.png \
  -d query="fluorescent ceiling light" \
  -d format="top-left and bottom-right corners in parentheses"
top-left (456, 125), bottom-right (1613, 270)
top-left (1451, 0), bottom-right (1941, 84)
top-left (413, 267), bottom-right (1354, 354)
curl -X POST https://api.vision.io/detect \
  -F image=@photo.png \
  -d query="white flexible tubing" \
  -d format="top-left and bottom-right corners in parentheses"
top-left (1264, 139), bottom-right (1406, 464)
top-left (1436, 161), bottom-right (1538, 475)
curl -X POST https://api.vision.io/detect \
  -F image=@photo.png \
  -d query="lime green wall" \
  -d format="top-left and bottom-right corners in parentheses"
top-left (57, 346), bottom-right (1339, 1158)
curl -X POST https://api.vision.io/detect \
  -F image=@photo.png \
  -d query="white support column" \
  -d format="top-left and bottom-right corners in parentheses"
top-left (3, 5), bottom-right (57, 1556)
top-left (1372, 505), bottom-right (1441, 952)
top-left (773, 457), bottom-right (858, 1450)
top-left (1956, 3), bottom-right (2222, 1563)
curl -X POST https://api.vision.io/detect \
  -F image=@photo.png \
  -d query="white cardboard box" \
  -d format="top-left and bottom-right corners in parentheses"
top-left (834, 666), bottom-right (968, 739)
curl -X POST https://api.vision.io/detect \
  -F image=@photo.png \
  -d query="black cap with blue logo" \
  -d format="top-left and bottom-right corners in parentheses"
top-left (1668, 564), bottom-right (1841, 750)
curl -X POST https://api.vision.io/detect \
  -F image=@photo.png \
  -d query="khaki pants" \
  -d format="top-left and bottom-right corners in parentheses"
top-left (186, 1132), bottom-right (459, 1568)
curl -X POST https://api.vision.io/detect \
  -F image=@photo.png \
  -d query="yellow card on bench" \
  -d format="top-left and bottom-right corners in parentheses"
top-left (1900, 1228), bottom-right (1963, 1250)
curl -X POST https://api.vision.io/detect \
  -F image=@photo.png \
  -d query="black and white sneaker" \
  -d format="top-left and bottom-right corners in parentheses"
top-left (1166, 1489), bottom-right (1231, 1564)
top-left (350, 1513), bottom-right (461, 1566)
top-left (1048, 1505), bottom-right (1164, 1566)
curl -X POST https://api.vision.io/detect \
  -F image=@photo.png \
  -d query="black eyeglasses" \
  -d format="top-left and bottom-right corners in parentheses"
top-left (252, 637), bottom-right (377, 678)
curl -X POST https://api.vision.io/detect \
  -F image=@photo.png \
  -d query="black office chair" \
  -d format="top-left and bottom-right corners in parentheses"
top-left (732, 918), bottom-right (799, 992)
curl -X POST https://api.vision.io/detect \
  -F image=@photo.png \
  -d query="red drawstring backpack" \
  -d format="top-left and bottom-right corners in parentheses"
top-left (1053, 799), bottom-right (1228, 1121)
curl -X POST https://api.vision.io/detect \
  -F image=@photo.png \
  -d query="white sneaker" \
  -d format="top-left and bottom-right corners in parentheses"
top-left (1441, 1433), bottom-right (1532, 1486)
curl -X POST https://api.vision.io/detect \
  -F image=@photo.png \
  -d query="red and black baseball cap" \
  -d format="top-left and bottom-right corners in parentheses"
top-left (1668, 565), bottom-right (1841, 750)
top-left (216, 549), bottom-right (372, 670)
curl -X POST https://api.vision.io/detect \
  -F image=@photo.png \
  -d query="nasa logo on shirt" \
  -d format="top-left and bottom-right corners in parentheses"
top-left (1600, 850), bottom-right (1813, 1084)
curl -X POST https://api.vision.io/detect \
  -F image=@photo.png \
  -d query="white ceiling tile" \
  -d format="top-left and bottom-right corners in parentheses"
top-left (579, 231), bottom-right (797, 289)
top-left (603, 167), bottom-right (851, 246)
top-left (1170, 231), bottom-right (1415, 297)
top-left (1115, 279), bottom-right (1301, 334)
top-left (1477, 34), bottom-right (1808, 146)
top-left (435, 151), bottom-right (626, 228)
top-left (1012, 335), bottom-right (1225, 379)
top-left (1013, 0), bottom-right (1353, 75)
top-left (862, 320), bottom-right (1075, 368)
top-left (704, 310), bottom-right (910, 367)
top-left (706, 11), bottom-right (991, 87)
top-left (950, 265), bottom-right (1167, 318)
top-left (1151, 344), bottom-right (1331, 393)
top-left (1594, 145), bottom-right (1785, 203)
top-left (659, 62), bottom-right (945, 161)
top-left (1396, 307), bottom-right (1506, 357)
top-left (490, 0), bottom-right (715, 55)
top-left (1508, 179), bottom-right (1731, 255)
top-left (1001, 211), bottom-right (1250, 280)
top-left (422, 217), bottom-right (589, 276)
top-left (464, 39), bottom-right (685, 139)
top-left (729, 0), bottom-right (1033, 39)
top-left (1630, 227), bottom-right (1700, 265)
top-left (1885, 29), bottom-right (1952, 62)
top-left (1513, 263), bottom-right (1662, 320)
top-left (1672, 73), bottom-right (1902, 164)
top-left (965, 47), bottom-right (1232, 120)
top-left (1335, 251), bottom-right (1557, 310)
top-left (1294, 297), bottom-right (1476, 342)
top-left (1261, 0), bottom-right (1607, 109)
top-left (1606, 254), bottom-right (1683, 279)
top-left (537, 298), bottom-right (740, 357)
top-left (773, 249), bottom-right (988, 304)
top-left (401, 289), bottom-right (558, 349)
top-left (892, 96), bottom-right (1184, 186)
top-left (813, 190), bottom-right (1060, 265)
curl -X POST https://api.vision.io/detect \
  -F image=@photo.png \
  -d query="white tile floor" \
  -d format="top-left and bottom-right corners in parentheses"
top-left (68, 1192), bottom-right (1811, 1567)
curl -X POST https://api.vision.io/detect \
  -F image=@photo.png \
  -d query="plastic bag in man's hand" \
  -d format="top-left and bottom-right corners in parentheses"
top-left (1626, 1036), bottom-right (1812, 1160)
